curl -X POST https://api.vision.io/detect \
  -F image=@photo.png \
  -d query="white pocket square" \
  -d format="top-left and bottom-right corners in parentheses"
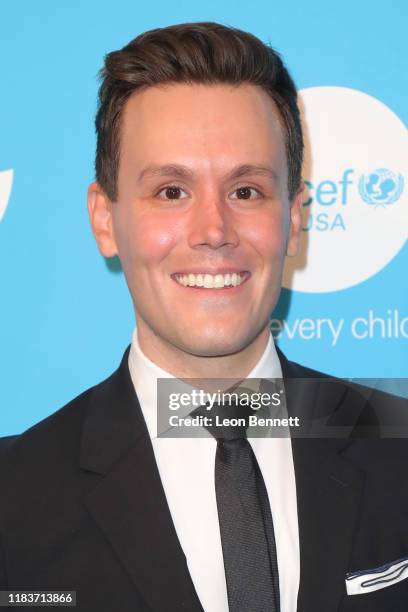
top-left (346, 557), bottom-right (408, 595)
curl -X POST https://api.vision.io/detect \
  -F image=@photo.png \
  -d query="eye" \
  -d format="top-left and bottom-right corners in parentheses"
top-left (230, 186), bottom-right (261, 200)
top-left (156, 185), bottom-right (189, 200)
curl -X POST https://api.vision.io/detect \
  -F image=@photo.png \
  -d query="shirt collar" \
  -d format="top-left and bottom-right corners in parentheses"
top-left (128, 328), bottom-right (282, 439)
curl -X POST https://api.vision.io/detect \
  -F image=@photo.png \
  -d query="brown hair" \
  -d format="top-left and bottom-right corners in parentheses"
top-left (95, 21), bottom-right (303, 201)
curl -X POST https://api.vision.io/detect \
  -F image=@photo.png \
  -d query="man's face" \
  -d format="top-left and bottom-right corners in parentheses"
top-left (90, 83), bottom-right (302, 358)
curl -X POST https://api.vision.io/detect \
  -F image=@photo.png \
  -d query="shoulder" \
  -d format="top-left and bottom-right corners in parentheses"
top-left (0, 344), bottom-right (132, 469)
top-left (0, 344), bottom-right (134, 503)
top-left (0, 362), bottom-right (123, 499)
top-left (276, 345), bottom-right (332, 379)
top-left (0, 384), bottom-right (98, 572)
top-left (278, 346), bottom-right (408, 440)
top-left (0, 349), bottom-right (137, 583)
top-left (0, 390), bottom-right (92, 527)
top-left (278, 345), bottom-right (406, 405)
top-left (0, 386), bottom-right (92, 468)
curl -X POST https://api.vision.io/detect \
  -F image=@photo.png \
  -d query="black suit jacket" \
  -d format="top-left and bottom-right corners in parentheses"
top-left (1, 347), bottom-right (408, 611)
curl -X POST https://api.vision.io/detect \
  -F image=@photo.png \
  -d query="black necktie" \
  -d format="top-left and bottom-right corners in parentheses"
top-left (195, 398), bottom-right (280, 611)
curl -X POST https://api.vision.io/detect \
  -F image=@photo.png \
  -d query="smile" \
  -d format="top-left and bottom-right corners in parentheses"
top-left (172, 271), bottom-right (250, 289)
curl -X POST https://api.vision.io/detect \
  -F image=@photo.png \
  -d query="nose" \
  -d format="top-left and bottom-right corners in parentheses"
top-left (187, 192), bottom-right (239, 251)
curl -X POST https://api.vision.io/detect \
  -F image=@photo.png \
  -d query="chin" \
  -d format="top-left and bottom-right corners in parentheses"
top-left (178, 329), bottom-right (250, 358)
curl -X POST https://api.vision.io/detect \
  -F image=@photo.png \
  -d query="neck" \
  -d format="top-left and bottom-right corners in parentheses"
top-left (135, 322), bottom-right (271, 380)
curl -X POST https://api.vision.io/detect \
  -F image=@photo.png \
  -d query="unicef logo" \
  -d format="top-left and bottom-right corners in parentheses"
top-left (283, 87), bottom-right (408, 293)
top-left (0, 169), bottom-right (13, 222)
top-left (358, 168), bottom-right (404, 207)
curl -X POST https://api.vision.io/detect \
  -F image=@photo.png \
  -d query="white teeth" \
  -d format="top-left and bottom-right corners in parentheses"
top-left (214, 274), bottom-right (224, 288)
top-left (174, 272), bottom-right (247, 289)
top-left (204, 274), bottom-right (213, 288)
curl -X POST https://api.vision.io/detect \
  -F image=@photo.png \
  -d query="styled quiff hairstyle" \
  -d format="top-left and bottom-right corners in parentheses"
top-left (95, 21), bottom-right (303, 201)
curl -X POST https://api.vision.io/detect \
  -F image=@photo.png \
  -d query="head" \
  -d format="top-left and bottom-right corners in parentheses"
top-left (88, 22), bottom-right (304, 361)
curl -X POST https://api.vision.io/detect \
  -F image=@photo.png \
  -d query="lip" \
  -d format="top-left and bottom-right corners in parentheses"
top-left (171, 268), bottom-right (250, 276)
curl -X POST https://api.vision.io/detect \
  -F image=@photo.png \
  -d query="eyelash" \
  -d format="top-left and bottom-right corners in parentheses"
top-left (155, 184), bottom-right (263, 200)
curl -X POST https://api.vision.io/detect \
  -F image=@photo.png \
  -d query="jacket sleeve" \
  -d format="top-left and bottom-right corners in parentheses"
top-left (0, 530), bottom-right (7, 589)
top-left (0, 450), bottom-right (9, 589)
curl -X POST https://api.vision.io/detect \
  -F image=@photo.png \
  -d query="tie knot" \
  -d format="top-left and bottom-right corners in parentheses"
top-left (193, 392), bottom-right (256, 440)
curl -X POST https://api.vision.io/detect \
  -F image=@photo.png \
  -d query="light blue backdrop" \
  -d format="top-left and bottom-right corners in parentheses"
top-left (1, 0), bottom-right (407, 435)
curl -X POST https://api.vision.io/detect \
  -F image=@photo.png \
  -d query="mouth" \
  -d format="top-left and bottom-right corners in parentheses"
top-left (171, 270), bottom-right (251, 290)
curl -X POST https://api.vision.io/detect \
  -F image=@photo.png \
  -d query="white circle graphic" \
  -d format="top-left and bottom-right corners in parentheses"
top-left (283, 87), bottom-right (408, 292)
top-left (0, 169), bottom-right (13, 222)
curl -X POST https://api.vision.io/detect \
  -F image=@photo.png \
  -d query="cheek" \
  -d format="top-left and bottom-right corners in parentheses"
top-left (118, 213), bottom-right (180, 271)
top-left (245, 209), bottom-right (289, 264)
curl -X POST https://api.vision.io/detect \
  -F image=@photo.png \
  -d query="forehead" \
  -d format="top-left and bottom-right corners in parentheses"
top-left (120, 83), bottom-right (286, 175)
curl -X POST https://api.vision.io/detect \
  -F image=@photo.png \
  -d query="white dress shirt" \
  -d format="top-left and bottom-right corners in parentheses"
top-left (128, 329), bottom-right (300, 612)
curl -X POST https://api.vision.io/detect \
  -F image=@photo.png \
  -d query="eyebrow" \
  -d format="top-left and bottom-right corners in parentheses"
top-left (138, 163), bottom-right (278, 183)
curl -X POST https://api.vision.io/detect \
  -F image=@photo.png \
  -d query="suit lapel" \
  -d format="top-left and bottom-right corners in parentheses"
top-left (278, 348), bottom-right (366, 612)
top-left (80, 348), bottom-right (203, 612)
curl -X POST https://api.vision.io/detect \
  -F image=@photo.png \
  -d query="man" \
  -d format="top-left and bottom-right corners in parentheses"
top-left (1, 22), bottom-right (407, 612)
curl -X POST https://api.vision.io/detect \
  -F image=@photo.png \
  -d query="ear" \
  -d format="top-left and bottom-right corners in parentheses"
top-left (87, 182), bottom-right (118, 257)
top-left (286, 182), bottom-right (304, 257)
